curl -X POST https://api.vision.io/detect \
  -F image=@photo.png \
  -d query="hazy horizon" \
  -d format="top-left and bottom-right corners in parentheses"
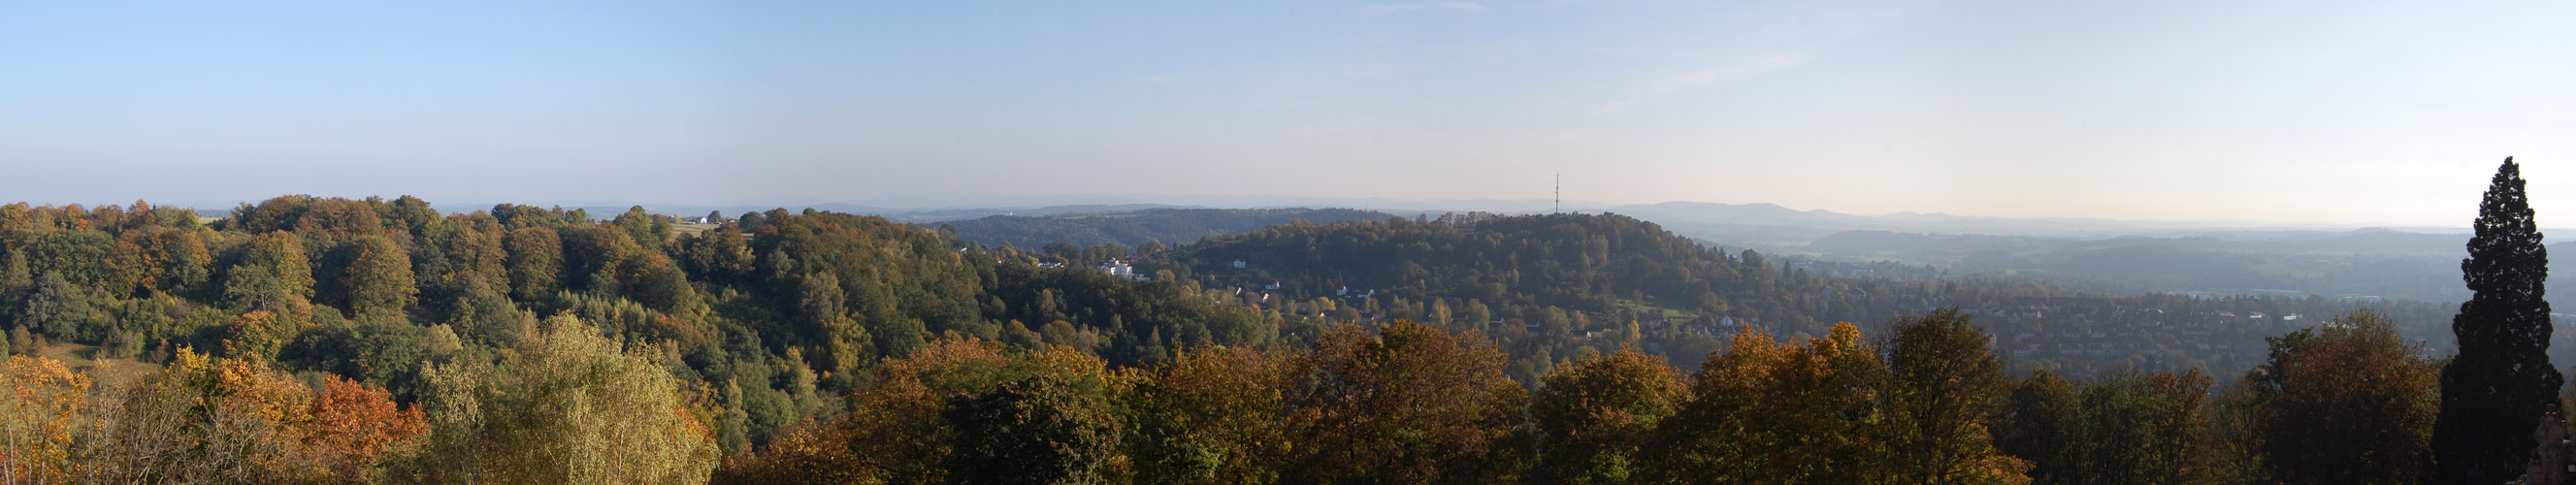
top-left (6, 1), bottom-right (2574, 227)
top-left (82, 192), bottom-right (2513, 233)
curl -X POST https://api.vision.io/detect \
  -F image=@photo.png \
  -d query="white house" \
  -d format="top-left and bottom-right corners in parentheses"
top-left (1098, 260), bottom-right (1144, 280)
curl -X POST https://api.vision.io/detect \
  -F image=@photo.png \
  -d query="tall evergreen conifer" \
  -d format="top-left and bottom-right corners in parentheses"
top-left (2433, 157), bottom-right (2561, 484)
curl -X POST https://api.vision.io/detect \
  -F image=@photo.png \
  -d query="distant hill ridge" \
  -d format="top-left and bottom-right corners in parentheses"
top-left (936, 207), bottom-right (1398, 249)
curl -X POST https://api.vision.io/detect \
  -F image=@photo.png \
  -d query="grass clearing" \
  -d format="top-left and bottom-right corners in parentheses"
top-left (1614, 298), bottom-right (1700, 321)
top-left (28, 340), bottom-right (162, 388)
top-left (672, 223), bottom-right (721, 237)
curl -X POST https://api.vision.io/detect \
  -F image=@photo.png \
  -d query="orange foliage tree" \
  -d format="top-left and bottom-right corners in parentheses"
top-left (0, 356), bottom-right (90, 484)
top-left (307, 374), bottom-right (429, 481)
top-left (65, 346), bottom-right (422, 483)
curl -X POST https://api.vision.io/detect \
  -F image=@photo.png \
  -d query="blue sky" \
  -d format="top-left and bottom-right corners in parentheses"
top-left (3, 1), bottom-right (2572, 226)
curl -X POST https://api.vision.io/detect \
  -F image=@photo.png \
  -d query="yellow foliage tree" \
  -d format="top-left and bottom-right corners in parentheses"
top-left (0, 356), bottom-right (89, 483)
top-left (1644, 323), bottom-right (1892, 484)
top-left (223, 309), bottom-right (298, 362)
top-left (83, 347), bottom-right (332, 483)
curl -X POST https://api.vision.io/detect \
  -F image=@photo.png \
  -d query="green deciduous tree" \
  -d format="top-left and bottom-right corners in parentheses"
top-left (406, 313), bottom-right (720, 484)
top-left (444, 271), bottom-right (529, 347)
top-left (1883, 308), bottom-right (2026, 485)
top-left (234, 231), bottom-right (316, 302)
top-left (717, 379), bottom-right (752, 459)
top-left (505, 227), bottom-right (563, 303)
top-left (24, 229), bottom-right (110, 290)
top-left (633, 263), bottom-right (700, 313)
top-left (2069, 370), bottom-right (2212, 485)
top-left (1994, 371), bottom-right (2078, 485)
top-left (615, 206), bottom-right (671, 252)
top-left (1529, 346), bottom-right (1684, 484)
top-left (0, 247), bottom-right (29, 305)
top-left (682, 228), bottom-right (754, 285)
top-left (222, 264), bottom-right (305, 316)
top-left (560, 226), bottom-right (643, 294)
top-left (154, 228), bottom-right (214, 297)
top-left (943, 375), bottom-right (1121, 485)
top-left (796, 272), bottom-right (872, 380)
top-left (293, 197), bottom-right (387, 252)
top-left (17, 273), bottom-right (96, 342)
top-left (435, 224), bottom-right (513, 299)
top-left (228, 195), bottom-right (313, 234)
top-left (383, 195), bottom-right (440, 240)
top-left (346, 236), bottom-right (418, 319)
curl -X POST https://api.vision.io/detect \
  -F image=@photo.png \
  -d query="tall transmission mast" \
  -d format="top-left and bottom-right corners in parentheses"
top-left (1554, 173), bottom-right (1561, 213)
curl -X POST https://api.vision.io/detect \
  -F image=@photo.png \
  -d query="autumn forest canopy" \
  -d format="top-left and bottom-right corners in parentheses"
top-left (0, 159), bottom-right (2566, 484)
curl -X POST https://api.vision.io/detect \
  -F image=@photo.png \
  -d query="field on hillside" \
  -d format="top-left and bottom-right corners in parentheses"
top-left (26, 340), bottom-right (162, 388)
top-left (672, 222), bottom-right (720, 236)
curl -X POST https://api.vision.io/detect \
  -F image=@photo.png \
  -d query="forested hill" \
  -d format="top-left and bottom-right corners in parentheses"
top-left (935, 208), bottom-right (1394, 249)
top-left (1155, 211), bottom-right (2463, 375)
top-left (1165, 211), bottom-right (1929, 337)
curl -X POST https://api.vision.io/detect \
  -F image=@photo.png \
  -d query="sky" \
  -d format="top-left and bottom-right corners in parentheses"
top-left (3, 1), bottom-right (2573, 227)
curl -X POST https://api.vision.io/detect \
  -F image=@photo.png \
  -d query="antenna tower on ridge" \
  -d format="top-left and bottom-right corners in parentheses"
top-left (1554, 173), bottom-right (1561, 213)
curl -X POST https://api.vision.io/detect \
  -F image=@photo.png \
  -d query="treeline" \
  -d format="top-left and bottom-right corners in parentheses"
top-left (0, 306), bottom-right (2466, 484)
top-left (716, 309), bottom-right (2446, 484)
top-left (0, 195), bottom-right (1314, 482)
top-left (0, 194), bottom-right (2501, 483)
